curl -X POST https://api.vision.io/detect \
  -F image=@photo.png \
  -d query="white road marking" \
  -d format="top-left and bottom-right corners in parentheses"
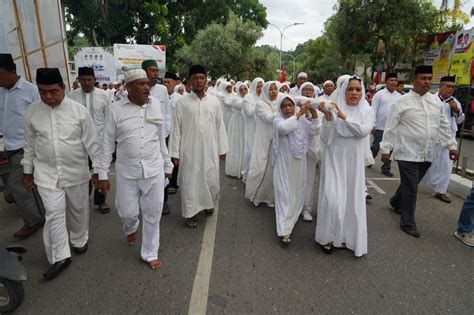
top-left (366, 179), bottom-right (386, 195)
top-left (188, 206), bottom-right (219, 315)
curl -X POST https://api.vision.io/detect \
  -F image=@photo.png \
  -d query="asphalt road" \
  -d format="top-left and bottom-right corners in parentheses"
top-left (0, 157), bottom-right (473, 314)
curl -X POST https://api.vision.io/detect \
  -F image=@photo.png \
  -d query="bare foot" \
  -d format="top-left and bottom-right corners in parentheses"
top-left (147, 259), bottom-right (161, 270)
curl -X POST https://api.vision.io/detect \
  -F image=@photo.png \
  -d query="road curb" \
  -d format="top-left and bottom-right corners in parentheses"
top-left (449, 174), bottom-right (472, 198)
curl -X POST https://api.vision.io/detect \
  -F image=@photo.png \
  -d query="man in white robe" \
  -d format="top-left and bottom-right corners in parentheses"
top-left (423, 75), bottom-right (464, 203)
top-left (142, 59), bottom-right (172, 215)
top-left (164, 71), bottom-right (182, 194)
top-left (69, 66), bottom-right (111, 213)
top-left (169, 65), bottom-right (228, 228)
top-left (289, 72), bottom-right (308, 96)
top-left (22, 68), bottom-right (100, 280)
top-left (97, 69), bottom-right (173, 270)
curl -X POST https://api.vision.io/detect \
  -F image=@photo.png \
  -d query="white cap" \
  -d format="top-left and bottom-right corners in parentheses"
top-left (113, 81), bottom-right (119, 85)
top-left (124, 69), bottom-right (148, 84)
top-left (297, 72), bottom-right (308, 79)
top-left (323, 80), bottom-right (334, 87)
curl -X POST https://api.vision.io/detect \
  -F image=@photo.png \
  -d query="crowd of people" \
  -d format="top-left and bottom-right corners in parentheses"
top-left (0, 52), bottom-right (472, 281)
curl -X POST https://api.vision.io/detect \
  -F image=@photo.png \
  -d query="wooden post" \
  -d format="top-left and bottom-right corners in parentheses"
top-left (33, 0), bottom-right (48, 67)
top-left (12, 0), bottom-right (31, 81)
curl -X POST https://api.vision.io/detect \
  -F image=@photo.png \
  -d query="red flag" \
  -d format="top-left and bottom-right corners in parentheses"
top-left (373, 71), bottom-right (380, 84)
top-left (279, 64), bottom-right (286, 83)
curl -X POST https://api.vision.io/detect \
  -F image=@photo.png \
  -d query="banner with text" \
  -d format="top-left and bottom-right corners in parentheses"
top-left (74, 47), bottom-right (115, 83)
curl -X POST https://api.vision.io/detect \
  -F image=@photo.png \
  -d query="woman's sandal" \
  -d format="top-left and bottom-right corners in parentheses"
top-left (186, 216), bottom-right (198, 228)
top-left (281, 235), bottom-right (291, 244)
top-left (321, 243), bottom-right (333, 254)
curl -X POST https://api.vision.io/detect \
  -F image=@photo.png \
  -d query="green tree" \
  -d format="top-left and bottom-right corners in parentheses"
top-left (325, 0), bottom-right (465, 73)
top-left (63, 1), bottom-right (267, 71)
top-left (176, 12), bottom-right (264, 79)
top-left (63, 0), bottom-right (168, 47)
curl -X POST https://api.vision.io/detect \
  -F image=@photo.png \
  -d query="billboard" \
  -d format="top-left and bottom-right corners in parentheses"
top-left (449, 29), bottom-right (474, 85)
top-left (74, 47), bottom-right (115, 83)
top-left (424, 31), bottom-right (456, 83)
top-left (425, 28), bottom-right (474, 85)
top-left (113, 44), bottom-right (166, 72)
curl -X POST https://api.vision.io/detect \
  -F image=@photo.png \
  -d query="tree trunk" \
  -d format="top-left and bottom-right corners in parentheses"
top-left (92, 29), bottom-right (100, 47)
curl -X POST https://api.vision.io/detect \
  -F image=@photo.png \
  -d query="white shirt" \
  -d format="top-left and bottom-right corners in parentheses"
top-left (380, 90), bottom-right (457, 162)
top-left (371, 88), bottom-right (402, 130)
top-left (69, 87), bottom-right (110, 143)
top-left (1, 77), bottom-right (39, 150)
top-left (106, 88), bottom-right (115, 101)
top-left (436, 92), bottom-right (464, 134)
top-left (289, 86), bottom-right (300, 96)
top-left (98, 96), bottom-right (173, 181)
top-left (150, 84), bottom-right (171, 137)
top-left (22, 97), bottom-right (100, 189)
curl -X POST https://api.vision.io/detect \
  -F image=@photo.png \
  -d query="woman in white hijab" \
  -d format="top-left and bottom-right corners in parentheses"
top-left (279, 82), bottom-right (290, 94)
top-left (221, 82), bottom-right (234, 130)
top-left (241, 77), bottom-right (264, 181)
top-left (297, 82), bottom-right (322, 222)
top-left (315, 75), bottom-right (375, 257)
top-left (175, 83), bottom-right (186, 95)
top-left (272, 94), bottom-right (321, 244)
top-left (329, 74), bottom-right (374, 199)
top-left (245, 81), bottom-right (279, 207)
top-left (225, 82), bottom-right (248, 178)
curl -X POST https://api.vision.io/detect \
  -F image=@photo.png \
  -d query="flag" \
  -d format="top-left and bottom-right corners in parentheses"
top-left (373, 71), bottom-right (380, 84)
top-left (279, 64), bottom-right (286, 83)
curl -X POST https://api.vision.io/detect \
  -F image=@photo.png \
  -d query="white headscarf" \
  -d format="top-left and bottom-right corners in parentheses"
top-left (335, 75), bottom-right (371, 137)
top-left (223, 81), bottom-right (233, 95)
top-left (260, 81), bottom-right (278, 107)
top-left (272, 94), bottom-right (310, 164)
top-left (249, 77), bottom-right (264, 101)
top-left (235, 82), bottom-right (247, 99)
top-left (279, 82), bottom-right (290, 94)
top-left (299, 82), bottom-right (314, 97)
top-left (328, 74), bottom-right (351, 102)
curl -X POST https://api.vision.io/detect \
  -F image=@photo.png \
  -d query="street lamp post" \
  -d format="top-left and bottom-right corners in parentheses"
top-left (283, 53), bottom-right (296, 82)
top-left (269, 22), bottom-right (304, 72)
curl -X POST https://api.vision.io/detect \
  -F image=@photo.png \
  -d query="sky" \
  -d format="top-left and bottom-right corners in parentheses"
top-left (256, 0), bottom-right (474, 51)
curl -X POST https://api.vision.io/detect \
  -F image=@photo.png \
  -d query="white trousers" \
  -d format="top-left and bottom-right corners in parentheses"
top-left (37, 182), bottom-right (89, 264)
top-left (115, 173), bottom-right (163, 262)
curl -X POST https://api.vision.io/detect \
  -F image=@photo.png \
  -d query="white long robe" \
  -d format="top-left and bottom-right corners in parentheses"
top-left (219, 90), bottom-right (233, 130)
top-left (225, 96), bottom-right (245, 178)
top-left (169, 91), bottom-right (229, 218)
top-left (423, 95), bottom-right (464, 193)
top-left (273, 115), bottom-right (320, 236)
top-left (315, 108), bottom-right (375, 257)
top-left (245, 98), bottom-right (277, 205)
top-left (242, 94), bottom-right (258, 180)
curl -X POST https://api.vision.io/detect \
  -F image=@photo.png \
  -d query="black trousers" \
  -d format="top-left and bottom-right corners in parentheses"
top-left (88, 158), bottom-right (106, 206)
top-left (390, 160), bottom-right (431, 228)
top-left (165, 136), bottom-right (179, 189)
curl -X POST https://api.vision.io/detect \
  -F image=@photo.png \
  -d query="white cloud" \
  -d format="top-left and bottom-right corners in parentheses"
top-left (257, 0), bottom-right (474, 51)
